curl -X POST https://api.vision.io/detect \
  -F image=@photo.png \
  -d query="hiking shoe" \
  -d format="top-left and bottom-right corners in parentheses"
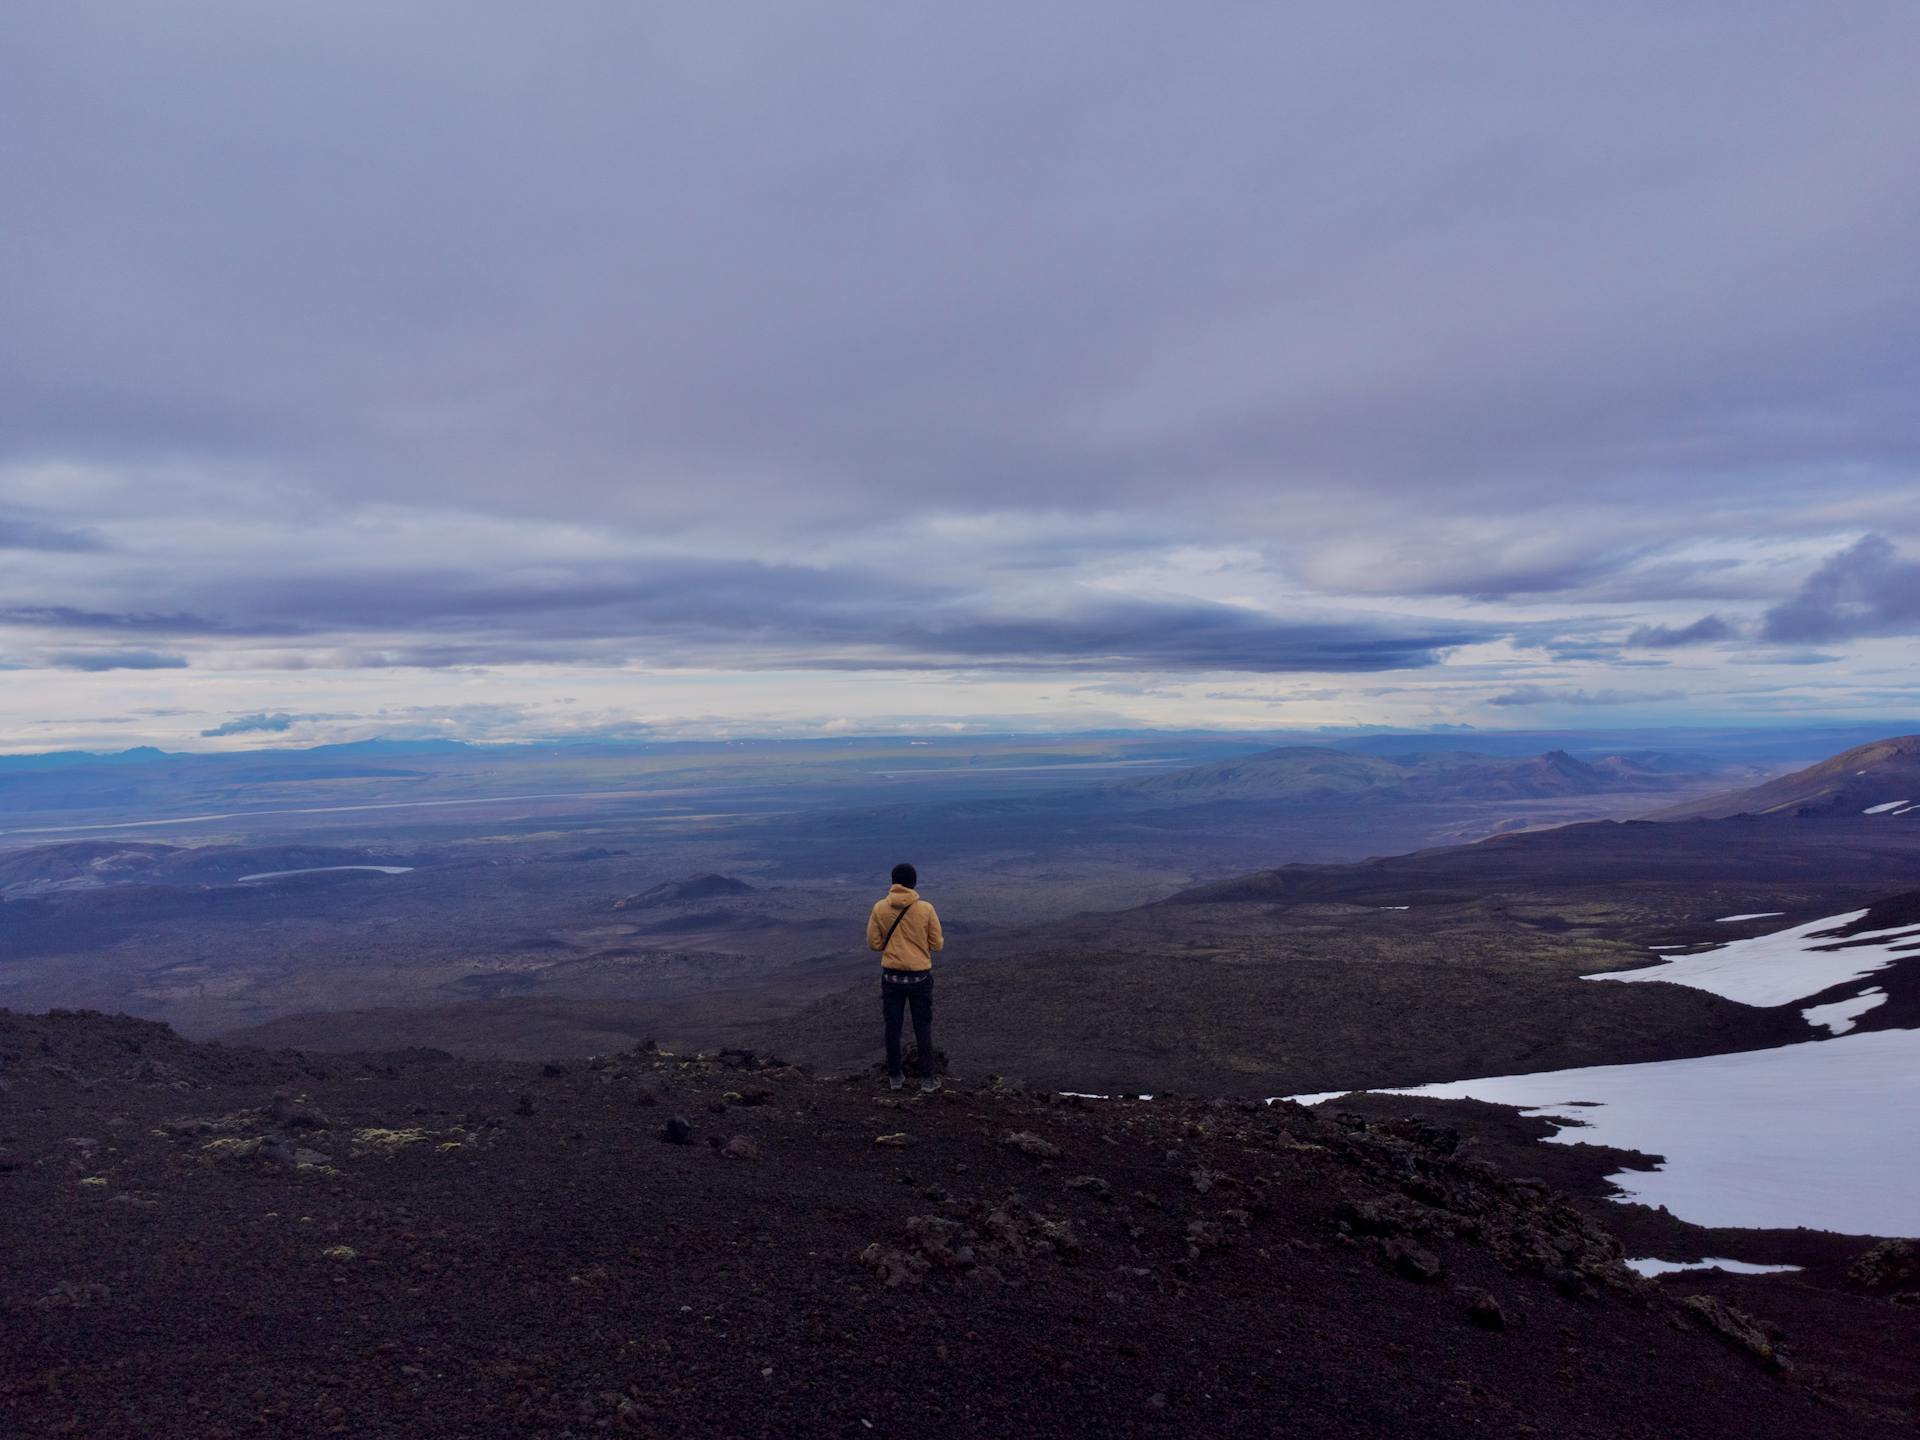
top-left (887, 1074), bottom-right (905, 1091)
top-left (919, 1077), bottom-right (941, 1093)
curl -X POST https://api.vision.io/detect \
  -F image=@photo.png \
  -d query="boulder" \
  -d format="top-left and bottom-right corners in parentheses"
top-left (1848, 1239), bottom-right (1918, 1290)
top-left (1003, 1131), bottom-right (1061, 1160)
top-left (1384, 1238), bottom-right (1443, 1283)
top-left (268, 1094), bottom-right (331, 1130)
top-left (1681, 1295), bottom-right (1789, 1372)
top-left (1465, 1292), bottom-right (1507, 1331)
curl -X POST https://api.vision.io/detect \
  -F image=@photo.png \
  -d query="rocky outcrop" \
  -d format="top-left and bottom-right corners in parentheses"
top-left (1848, 1238), bottom-right (1918, 1292)
top-left (861, 1194), bottom-right (1084, 1287)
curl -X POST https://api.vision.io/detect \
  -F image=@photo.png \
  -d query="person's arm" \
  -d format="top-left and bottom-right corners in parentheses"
top-left (925, 904), bottom-right (944, 952)
top-left (867, 904), bottom-right (886, 952)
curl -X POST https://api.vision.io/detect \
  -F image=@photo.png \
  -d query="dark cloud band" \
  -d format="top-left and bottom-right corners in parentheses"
top-left (1763, 535), bottom-right (1920, 643)
top-left (8, 558), bottom-right (1490, 675)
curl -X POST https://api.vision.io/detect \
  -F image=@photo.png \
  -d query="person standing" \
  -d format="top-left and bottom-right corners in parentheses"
top-left (867, 862), bottom-right (944, 1091)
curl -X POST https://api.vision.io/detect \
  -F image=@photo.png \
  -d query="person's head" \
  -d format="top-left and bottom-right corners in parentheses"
top-left (890, 862), bottom-right (917, 889)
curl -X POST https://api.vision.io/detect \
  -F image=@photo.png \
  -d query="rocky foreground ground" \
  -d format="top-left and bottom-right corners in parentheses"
top-left (2, 1009), bottom-right (1914, 1439)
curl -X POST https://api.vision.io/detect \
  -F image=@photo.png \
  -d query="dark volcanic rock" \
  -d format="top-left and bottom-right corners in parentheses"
top-left (1003, 1131), bottom-right (1061, 1160)
top-left (864, 1194), bottom-right (1082, 1287)
top-left (1385, 1237), bottom-right (1444, 1283)
top-left (1466, 1291), bottom-right (1508, 1330)
top-left (1848, 1239), bottom-right (1918, 1291)
top-left (257, 1137), bottom-right (299, 1167)
top-left (267, 1093), bottom-right (330, 1130)
top-left (659, 1115), bottom-right (693, 1144)
top-left (1682, 1294), bottom-right (1790, 1372)
top-left (1, 1008), bottom-right (1907, 1440)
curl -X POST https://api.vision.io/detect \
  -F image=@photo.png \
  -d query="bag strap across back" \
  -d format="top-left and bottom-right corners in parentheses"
top-left (879, 899), bottom-right (922, 959)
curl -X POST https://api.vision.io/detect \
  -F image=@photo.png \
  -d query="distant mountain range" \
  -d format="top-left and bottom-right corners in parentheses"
top-left (1110, 745), bottom-right (1713, 806)
top-left (1651, 735), bottom-right (1920, 820)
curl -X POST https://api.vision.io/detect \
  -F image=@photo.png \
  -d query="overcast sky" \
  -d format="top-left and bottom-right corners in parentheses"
top-left (4, 4), bottom-right (1918, 750)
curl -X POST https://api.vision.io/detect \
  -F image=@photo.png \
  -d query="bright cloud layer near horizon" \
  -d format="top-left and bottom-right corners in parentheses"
top-left (3, 5), bottom-right (1918, 751)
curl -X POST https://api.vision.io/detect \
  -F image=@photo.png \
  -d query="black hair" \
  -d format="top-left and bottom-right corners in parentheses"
top-left (890, 862), bottom-right (917, 888)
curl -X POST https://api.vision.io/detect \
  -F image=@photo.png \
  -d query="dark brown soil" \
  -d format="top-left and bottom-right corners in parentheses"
top-left (2, 1010), bottom-right (1908, 1439)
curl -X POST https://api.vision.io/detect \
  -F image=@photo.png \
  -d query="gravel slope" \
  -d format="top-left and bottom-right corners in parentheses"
top-left (2, 1010), bottom-right (1907, 1439)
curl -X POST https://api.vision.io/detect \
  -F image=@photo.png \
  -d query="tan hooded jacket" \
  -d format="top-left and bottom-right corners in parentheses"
top-left (867, 885), bottom-right (944, 972)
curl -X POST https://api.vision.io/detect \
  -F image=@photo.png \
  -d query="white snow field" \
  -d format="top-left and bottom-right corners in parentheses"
top-left (1294, 1029), bottom-right (1920, 1235)
top-left (1587, 909), bottom-right (1920, 1007)
top-left (1802, 988), bottom-right (1888, 1036)
top-left (1625, 1258), bottom-right (1801, 1277)
top-left (1863, 800), bottom-right (1910, 814)
top-left (1714, 912), bottom-right (1784, 922)
top-left (1288, 908), bottom-right (1920, 1236)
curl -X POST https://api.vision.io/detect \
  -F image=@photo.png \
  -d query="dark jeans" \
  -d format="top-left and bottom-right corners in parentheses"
top-left (881, 973), bottom-right (934, 1078)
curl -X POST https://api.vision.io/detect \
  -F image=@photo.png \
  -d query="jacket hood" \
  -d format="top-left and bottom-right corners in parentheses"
top-left (886, 885), bottom-right (920, 906)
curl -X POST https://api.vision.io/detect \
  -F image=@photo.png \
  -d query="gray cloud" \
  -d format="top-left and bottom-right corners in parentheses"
top-left (199, 711), bottom-right (297, 736)
top-left (10, 554), bottom-right (1493, 674)
top-left (2, 7), bottom-right (1916, 540)
top-left (1313, 546), bottom-right (1648, 602)
top-left (48, 649), bottom-right (188, 671)
top-left (1762, 535), bottom-right (1920, 642)
top-left (1488, 686), bottom-right (1687, 708)
top-left (1733, 650), bottom-right (1842, 666)
top-left (1544, 643), bottom-right (1624, 663)
top-left (0, 515), bottom-right (99, 552)
top-left (30, 707), bottom-right (194, 724)
top-left (0, 606), bottom-right (261, 636)
top-left (1071, 681), bottom-right (1181, 698)
top-left (1627, 614), bottom-right (1736, 648)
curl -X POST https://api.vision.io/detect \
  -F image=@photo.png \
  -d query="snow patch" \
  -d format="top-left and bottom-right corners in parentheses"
top-left (1715, 912), bottom-right (1785, 922)
top-left (1626, 1257), bottom-right (1802, 1277)
top-left (1289, 1029), bottom-right (1920, 1234)
top-left (237, 865), bottom-right (415, 883)
top-left (1057, 1093), bottom-right (1155, 1102)
top-left (1863, 800), bottom-right (1909, 815)
top-left (1277, 1090), bottom-right (1352, 1108)
top-left (1801, 988), bottom-right (1887, 1036)
top-left (1588, 909), bottom-right (1920, 1007)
